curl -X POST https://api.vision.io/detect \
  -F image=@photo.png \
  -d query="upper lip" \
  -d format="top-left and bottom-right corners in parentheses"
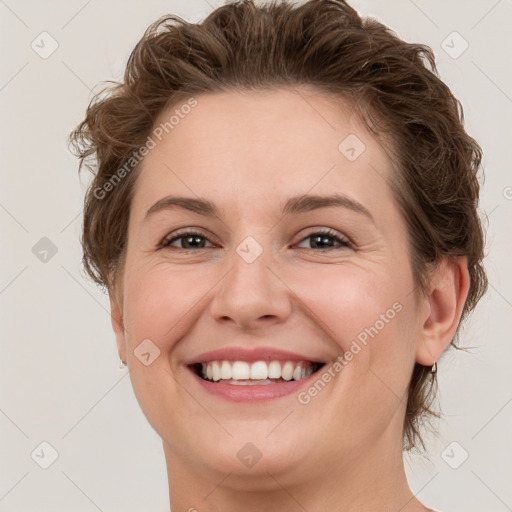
top-left (185, 346), bottom-right (325, 365)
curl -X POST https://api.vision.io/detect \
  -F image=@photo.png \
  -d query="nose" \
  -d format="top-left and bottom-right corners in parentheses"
top-left (209, 244), bottom-right (292, 332)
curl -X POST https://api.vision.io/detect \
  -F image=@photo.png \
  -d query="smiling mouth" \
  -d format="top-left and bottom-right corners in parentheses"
top-left (189, 360), bottom-right (325, 385)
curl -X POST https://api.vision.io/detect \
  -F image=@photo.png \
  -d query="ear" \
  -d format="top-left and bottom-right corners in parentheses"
top-left (109, 284), bottom-right (127, 364)
top-left (415, 256), bottom-right (470, 366)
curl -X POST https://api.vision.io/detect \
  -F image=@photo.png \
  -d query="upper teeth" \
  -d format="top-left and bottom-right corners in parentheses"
top-left (201, 360), bottom-right (316, 382)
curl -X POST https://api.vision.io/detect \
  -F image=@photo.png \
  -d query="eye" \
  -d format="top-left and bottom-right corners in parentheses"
top-left (161, 230), bottom-right (215, 250)
top-left (160, 228), bottom-right (352, 251)
top-left (296, 228), bottom-right (352, 250)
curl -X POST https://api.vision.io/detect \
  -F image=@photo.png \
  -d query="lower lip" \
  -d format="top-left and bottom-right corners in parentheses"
top-left (188, 367), bottom-right (320, 402)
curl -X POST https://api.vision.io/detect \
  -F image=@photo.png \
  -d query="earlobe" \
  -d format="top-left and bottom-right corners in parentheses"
top-left (415, 257), bottom-right (470, 366)
top-left (109, 286), bottom-right (127, 364)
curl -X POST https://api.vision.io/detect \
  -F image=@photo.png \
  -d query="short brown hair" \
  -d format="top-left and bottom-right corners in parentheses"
top-left (69, 0), bottom-right (487, 450)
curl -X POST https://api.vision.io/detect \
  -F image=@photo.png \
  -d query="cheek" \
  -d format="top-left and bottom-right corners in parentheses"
top-left (294, 262), bottom-right (418, 399)
top-left (122, 253), bottom-right (417, 361)
top-left (120, 265), bottom-right (198, 442)
top-left (122, 263), bottom-right (206, 353)
top-left (283, 262), bottom-right (409, 350)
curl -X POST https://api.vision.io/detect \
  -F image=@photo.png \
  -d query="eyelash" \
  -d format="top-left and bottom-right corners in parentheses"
top-left (160, 228), bottom-right (352, 251)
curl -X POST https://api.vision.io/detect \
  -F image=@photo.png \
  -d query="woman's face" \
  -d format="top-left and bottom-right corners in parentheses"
top-left (111, 87), bottom-right (428, 485)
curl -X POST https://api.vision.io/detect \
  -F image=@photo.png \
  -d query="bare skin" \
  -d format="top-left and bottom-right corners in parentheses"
top-left (109, 87), bottom-right (469, 511)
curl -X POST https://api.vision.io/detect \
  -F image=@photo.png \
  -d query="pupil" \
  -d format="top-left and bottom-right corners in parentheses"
top-left (184, 235), bottom-right (204, 249)
top-left (312, 234), bottom-right (333, 249)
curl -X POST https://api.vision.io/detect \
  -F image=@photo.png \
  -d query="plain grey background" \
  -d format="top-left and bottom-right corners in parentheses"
top-left (1, 0), bottom-right (511, 510)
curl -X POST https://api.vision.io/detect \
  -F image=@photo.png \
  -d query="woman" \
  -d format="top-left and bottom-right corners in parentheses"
top-left (69, 0), bottom-right (487, 510)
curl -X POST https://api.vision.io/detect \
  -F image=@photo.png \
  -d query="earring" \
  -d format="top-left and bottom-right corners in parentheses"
top-left (431, 361), bottom-right (437, 374)
top-left (119, 359), bottom-right (127, 368)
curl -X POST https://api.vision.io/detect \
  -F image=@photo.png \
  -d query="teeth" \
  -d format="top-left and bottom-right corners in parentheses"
top-left (199, 360), bottom-right (316, 383)
top-left (250, 361), bottom-right (268, 379)
top-left (220, 360), bottom-right (232, 379)
top-left (228, 378), bottom-right (275, 386)
top-left (232, 361), bottom-right (250, 380)
top-left (268, 361), bottom-right (281, 378)
top-left (212, 361), bottom-right (221, 382)
top-left (281, 361), bottom-right (294, 381)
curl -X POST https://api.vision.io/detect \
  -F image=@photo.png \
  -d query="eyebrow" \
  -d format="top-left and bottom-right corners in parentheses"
top-left (144, 193), bottom-right (374, 222)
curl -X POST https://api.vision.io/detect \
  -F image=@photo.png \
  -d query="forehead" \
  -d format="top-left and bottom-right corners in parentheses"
top-left (130, 87), bottom-right (395, 221)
